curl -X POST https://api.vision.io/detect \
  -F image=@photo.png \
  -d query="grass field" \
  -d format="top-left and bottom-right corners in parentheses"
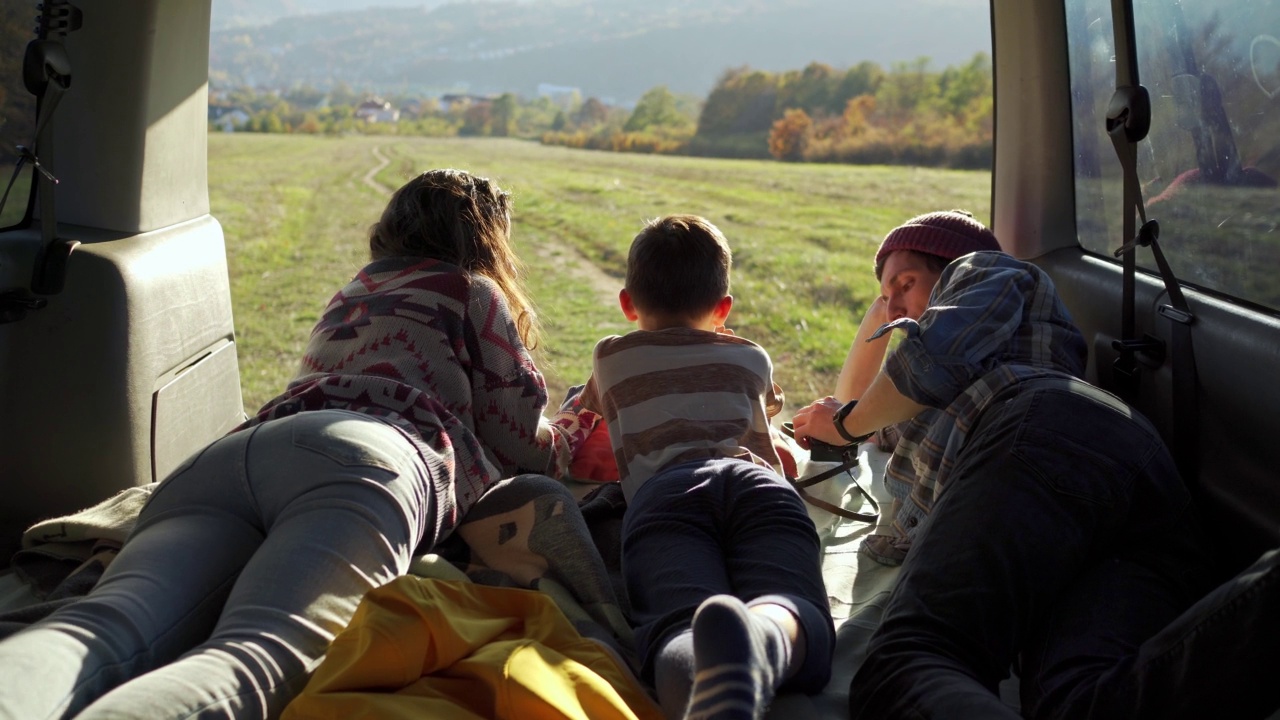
top-left (209, 133), bottom-right (991, 415)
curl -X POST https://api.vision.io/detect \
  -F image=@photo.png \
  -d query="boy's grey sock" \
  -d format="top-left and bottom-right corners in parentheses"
top-left (685, 595), bottom-right (791, 720)
top-left (653, 629), bottom-right (695, 718)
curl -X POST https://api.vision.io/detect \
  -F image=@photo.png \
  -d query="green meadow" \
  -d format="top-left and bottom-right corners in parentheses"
top-left (209, 133), bottom-right (990, 415)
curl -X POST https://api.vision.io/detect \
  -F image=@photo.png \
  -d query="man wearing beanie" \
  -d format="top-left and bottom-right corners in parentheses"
top-left (794, 252), bottom-right (1280, 720)
top-left (831, 209), bottom-right (1003, 565)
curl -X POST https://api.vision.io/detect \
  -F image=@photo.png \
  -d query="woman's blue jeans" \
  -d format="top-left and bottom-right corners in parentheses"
top-left (850, 378), bottom-right (1280, 719)
top-left (0, 409), bottom-right (432, 720)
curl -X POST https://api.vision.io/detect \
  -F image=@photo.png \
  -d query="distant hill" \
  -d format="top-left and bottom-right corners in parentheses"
top-left (212, 0), bottom-right (452, 30)
top-left (209, 0), bottom-right (991, 103)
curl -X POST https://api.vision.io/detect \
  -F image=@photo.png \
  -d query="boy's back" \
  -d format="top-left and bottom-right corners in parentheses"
top-left (583, 326), bottom-right (784, 502)
top-left (589, 214), bottom-right (834, 719)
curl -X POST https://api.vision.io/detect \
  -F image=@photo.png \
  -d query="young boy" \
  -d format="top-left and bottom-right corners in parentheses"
top-left (579, 215), bottom-right (834, 720)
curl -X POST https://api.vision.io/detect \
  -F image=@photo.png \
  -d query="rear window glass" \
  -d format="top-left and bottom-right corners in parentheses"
top-left (1067, 0), bottom-right (1280, 312)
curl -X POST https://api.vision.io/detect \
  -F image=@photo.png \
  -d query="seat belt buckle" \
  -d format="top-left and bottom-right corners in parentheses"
top-left (1113, 334), bottom-right (1167, 366)
top-left (1158, 304), bottom-right (1193, 325)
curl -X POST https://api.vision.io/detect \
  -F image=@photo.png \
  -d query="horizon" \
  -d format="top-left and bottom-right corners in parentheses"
top-left (209, 0), bottom-right (993, 103)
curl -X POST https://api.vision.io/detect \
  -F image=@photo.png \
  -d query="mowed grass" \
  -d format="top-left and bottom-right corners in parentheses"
top-left (210, 134), bottom-right (990, 415)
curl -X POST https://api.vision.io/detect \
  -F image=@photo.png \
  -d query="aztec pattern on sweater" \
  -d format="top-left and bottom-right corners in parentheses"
top-left (581, 327), bottom-right (784, 503)
top-left (238, 257), bottom-right (595, 545)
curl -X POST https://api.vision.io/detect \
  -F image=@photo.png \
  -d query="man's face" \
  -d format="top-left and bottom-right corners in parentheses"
top-left (879, 250), bottom-right (944, 322)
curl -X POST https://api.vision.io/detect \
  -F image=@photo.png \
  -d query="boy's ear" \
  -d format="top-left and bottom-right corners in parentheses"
top-left (712, 295), bottom-right (733, 325)
top-left (619, 288), bottom-right (640, 322)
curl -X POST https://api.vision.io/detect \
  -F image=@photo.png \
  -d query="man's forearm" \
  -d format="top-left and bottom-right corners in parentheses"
top-left (834, 298), bottom-right (891, 402)
top-left (841, 371), bottom-right (929, 438)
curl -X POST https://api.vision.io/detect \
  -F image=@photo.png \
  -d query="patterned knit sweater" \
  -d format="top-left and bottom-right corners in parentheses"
top-left (236, 257), bottom-right (596, 546)
top-left (580, 328), bottom-right (784, 503)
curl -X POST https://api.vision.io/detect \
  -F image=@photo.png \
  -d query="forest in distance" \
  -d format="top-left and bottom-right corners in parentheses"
top-left (211, 53), bottom-right (994, 170)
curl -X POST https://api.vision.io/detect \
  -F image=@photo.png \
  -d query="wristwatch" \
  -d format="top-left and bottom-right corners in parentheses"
top-left (832, 399), bottom-right (875, 445)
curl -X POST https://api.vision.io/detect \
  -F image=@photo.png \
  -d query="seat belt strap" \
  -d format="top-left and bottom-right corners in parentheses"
top-left (1105, 0), bottom-right (1199, 482)
top-left (24, 1), bottom-right (82, 296)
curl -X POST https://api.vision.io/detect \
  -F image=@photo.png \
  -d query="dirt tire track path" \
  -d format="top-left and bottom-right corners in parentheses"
top-left (363, 145), bottom-right (394, 195)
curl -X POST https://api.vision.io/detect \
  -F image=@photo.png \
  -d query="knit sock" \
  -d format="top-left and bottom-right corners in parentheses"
top-left (654, 629), bottom-right (696, 719)
top-left (684, 595), bottom-right (791, 720)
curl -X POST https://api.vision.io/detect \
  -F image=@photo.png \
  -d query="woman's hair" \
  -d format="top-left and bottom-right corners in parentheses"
top-left (369, 168), bottom-right (539, 348)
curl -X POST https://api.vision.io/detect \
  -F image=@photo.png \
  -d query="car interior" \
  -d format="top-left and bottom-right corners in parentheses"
top-left (0, 0), bottom-right (1276, 715)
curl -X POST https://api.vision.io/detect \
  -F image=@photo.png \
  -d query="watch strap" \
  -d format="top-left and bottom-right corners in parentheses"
top-left (833, 399), bottom-right (875, 445)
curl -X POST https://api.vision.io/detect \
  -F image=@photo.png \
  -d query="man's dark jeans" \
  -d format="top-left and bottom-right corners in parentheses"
top-left (849, 378), bottom-right (1280, 719)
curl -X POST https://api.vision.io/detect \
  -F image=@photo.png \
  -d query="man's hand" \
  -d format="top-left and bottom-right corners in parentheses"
top-left (791, 396), bottom-right (845, 448)
top-left (866, 295), bottom-right (889, 327)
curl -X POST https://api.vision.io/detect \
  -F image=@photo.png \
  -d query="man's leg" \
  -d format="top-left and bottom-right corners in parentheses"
top-left (850, 383), bottom-right (1190, 719)
top-left (1027, 545), bottom-right (1280, 720)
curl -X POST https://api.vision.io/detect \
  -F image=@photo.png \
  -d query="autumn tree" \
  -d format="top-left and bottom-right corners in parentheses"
top-left (460, 102), bottom-right (493, 136)
top-left (624, 85), bottom-right (695, 132)
top-left (572, 97), bottom-right (610, 128)
top-left (697, 67), bottom-right (781, 136)
top-left (490, 93), bottom-right (517, 137)
top-left (837, 62), bottom-right (885, 105)
top-left (297, 113), bottom-right (321, 134)
top-left (843, 95), bottom-right (876, 136)
top-left (768, 108), bottom-right (813, 161)
top-left (328, 82), bottom-right (360, 108)
top-left (777, 62), bottom-right (843, 117)
top-left (284, 84), bottom-right (326, 109)
top-left (876, 57), bottom-right (938, 125)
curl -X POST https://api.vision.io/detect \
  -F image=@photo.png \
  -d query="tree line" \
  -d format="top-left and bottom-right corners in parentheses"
top-left (210, 53), bottom-right (992, 170)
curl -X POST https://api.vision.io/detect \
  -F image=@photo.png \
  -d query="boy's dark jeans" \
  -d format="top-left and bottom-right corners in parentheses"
top-left (850, 378), bottom-right (1280, 719)
top-left (622, 457), bottom-right (835, 692)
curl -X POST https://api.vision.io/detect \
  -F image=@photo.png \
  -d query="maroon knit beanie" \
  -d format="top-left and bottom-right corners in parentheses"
top-left (874, 209), bottom-right (1001, 278)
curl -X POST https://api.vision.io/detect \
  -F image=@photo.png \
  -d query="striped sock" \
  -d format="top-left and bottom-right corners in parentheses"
top-left (684, 595), bottom-right (790, 720)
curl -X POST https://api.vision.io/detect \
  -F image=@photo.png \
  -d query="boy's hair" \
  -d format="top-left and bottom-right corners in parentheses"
top-left (626, 215), bottom-right (731, 318)
top-left (368, 168), bottom-right (540, 349)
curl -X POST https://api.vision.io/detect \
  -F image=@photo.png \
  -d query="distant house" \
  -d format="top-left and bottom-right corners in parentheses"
top-left (208, 105), bottom-right (251, 132)
top-left (355, 99), bottom-right (400, 124)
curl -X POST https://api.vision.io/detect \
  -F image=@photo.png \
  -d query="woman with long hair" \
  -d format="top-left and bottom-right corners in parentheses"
top-left (0, 169), bottom-right (594, 719)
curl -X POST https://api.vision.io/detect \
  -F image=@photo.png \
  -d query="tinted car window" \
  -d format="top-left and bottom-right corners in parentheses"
top-left (1068, 0), bottom-right (1280, 312)
top-left (0, 0), bottom-right (35, 229)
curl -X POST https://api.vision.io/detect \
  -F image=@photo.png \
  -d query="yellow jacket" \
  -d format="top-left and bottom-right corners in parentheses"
top-left (283, 576), bottom-right (662, 720)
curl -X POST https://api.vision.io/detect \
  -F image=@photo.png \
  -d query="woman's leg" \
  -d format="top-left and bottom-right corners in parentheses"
top-left (0, 410), bottom-right (433, 720)
top-left (78, 410), bottom-right (433, 720)
top-left (0, 426), bottom-right (265, 720)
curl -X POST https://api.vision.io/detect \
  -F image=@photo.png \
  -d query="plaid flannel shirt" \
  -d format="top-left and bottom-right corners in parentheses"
top-left (866, 252), bottom-right (1088, 562)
